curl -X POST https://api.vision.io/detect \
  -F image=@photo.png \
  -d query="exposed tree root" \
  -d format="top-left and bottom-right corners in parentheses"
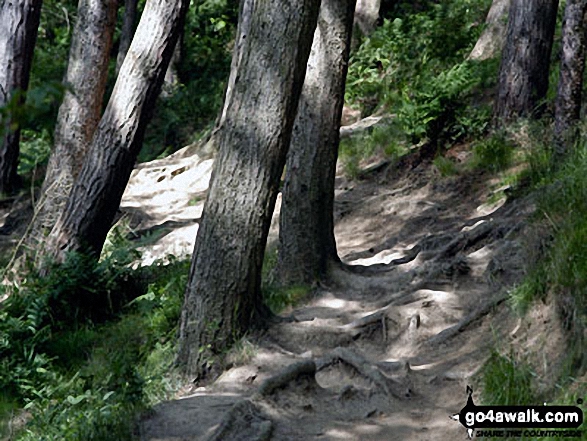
top-left (255, 359), bottom-right (317, 397)
top-left (317, 347), bottom-right (406, 398)
top-left (427, 293), bottom-right (508, 346)
top-left (205, 400), bottom-right (272, 441)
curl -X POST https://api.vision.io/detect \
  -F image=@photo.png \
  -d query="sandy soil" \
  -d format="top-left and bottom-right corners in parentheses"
top-left (130, 145), bottom-right (539, 441)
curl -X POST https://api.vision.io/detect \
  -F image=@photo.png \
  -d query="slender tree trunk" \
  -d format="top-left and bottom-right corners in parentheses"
top-left (115, 0), bottom-right (137, 76)
top-left (493, 0), bottom-right (559, 124)
top-left (21, 0), bottom-right (117, 266)
top-left (553, 0), bottom-right (587, 158)
top-left (45, 0), bottom-right (189, 261)
top-left (0, 0), bottom-right (43, 195)
top-left (276, 0), bottom-right (355, 287)
top-left (177, 0), bottom-right (321, 380)
top-left (469, 0), bottom-right (511, 60)
top-left (354, 0), bottom-right (380, 36)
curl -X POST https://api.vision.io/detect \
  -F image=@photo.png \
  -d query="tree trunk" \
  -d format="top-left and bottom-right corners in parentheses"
top-left (0, 0), bottom-right (43, 195)
top-left (22, 0), bottom-right (117, 266)
top-left (115, 0), bottom-right (137, 76)
top-left (276, 0), bottom-right (355, 287)
top-left (493, 0), bottom-right (559, 124)
top-left (469, 0), bottom-right (511, 60)
top-left (177, 0), bottom-right (321, 380)
top-left (553, 0), bottom-right (587, 158)
top-left (354, 0), bottom-right (380, 36)
top-left (45, 0), bottom-right (189, 261)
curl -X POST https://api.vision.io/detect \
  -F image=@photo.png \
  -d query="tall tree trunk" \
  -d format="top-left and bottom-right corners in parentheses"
top-left (0, 0), bottom-right (43, 195)
top-left (493, 0), bottom-right (559, 124)
top-left (115, 0), bottom-right (137, 76)
top-left (469, 0), bottom-right (511, 60)
top-left (21, 0), bottom-right (117, 266)
top-left (354, 0), bottom-right (380, 36)
top-left (177, 0), bottom-right (321, 380)
top-left (276, 0), bottom-right (355, 287)
top-left (553, 0), bottom-right (587, 158)
top-left (45, 0), bottom-right (189, 261)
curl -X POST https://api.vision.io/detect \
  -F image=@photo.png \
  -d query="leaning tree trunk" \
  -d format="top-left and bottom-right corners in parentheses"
top-left (493, 0), bottom-right (559, 124)
top-left (45, 0), bottom-right (189, 261)
top-left (21, 0), bottom-right (117, 267)
top-left (553, 0), bottom-right (587, 158)
top-left (469, 0), bottom-right (511, 60)
top-left (0, 0), bottom-right (42, 195)
top-left (115, 0), bottom-right (137, 76)
top-left (276, 0), bottom-right (355, 287)
top-left (177, 0), bottom-right (321, 380)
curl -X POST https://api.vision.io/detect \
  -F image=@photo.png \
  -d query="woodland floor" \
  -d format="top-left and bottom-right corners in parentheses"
top-left (128, 139), bottom-right (566, 441)
top-left (0, 138), bottom-right (567, 440)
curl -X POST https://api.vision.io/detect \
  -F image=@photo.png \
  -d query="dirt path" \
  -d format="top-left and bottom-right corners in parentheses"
top-left (135, 149), bottom-right (535, 441)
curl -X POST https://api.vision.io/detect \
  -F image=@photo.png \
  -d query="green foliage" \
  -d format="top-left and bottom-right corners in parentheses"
top-left (263, 284), bottom-right (309, 314)
top-left (482, 351), bottom-right (536, 406)
top-left (346, 0), bottom-right (494, 144)
top-left (433, 156), bottom-right (459, 177)
top-left (141, 0), bottom-right (238, 161)
top-left (339, 123), bottom-right (407, 178)
top-left (0, 252), bottom-right (189, 439)
top-left (471, 132), bottom-right (516, 173)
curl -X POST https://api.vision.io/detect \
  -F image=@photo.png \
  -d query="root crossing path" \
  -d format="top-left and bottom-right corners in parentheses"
top-left (138, 154), bottom-right (534, 441)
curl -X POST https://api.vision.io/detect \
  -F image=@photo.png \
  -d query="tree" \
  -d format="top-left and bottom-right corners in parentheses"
top-left (493, 0), bottom-right (559, 124)
top-left (354, 0), bottom-right (380, 36)
top-left (553, 0), bottom-right (587, 158)
top-left (469, 0), bottom-right (511, 61)
top-left (21, 0), bottom-right (118, 267)
top-left (276, 0), bottom-right (356, 287)
top-left (0, 0), bottom-right (43, 195)
top-left (115, 0), bottom-right (138, 75)
top-left (44, 0), bottom-right (189, 261)
top-left (177, 0), bottom-right (321, 380)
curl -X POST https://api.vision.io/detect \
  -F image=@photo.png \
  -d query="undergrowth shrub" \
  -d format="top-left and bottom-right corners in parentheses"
top-left (0, 253), bottom-right (189, 440)
top-left (345, 0), bottom-right (495, 145)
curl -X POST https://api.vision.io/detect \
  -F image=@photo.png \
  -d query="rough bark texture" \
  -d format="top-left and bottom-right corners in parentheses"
top-left (354, 0), bottom-right (380, 36)
top-left (177, 0), bottom-right (321, 380)
top-left (23, 0), bottom-right (117, 265)
top-left (493, 0), bottom-right (559, 124)
top-left (469, 0), bottom-right (511, 60)
top-left (0, 0), bottom-right (42, 194)
top-left (46, 0), bottom-right (189, 260)
top-left (276, 0), bottom-right (355, 286)
top-left (553, 0), bottom-right (587, 158)
top-left (115, 0), bottom-right (137, 75)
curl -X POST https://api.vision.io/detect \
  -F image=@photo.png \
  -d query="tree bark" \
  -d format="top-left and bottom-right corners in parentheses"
top-left (177, 0), bottom-right (321, 380)
top-left (493, 0), bottom-right (559, 125)
top-left (0, 0), bottom-right (43, 195)
top-left (21, 0), bottom-right (117, 266)
top-left (354, 0), bottom-right (380, 36)
top-left (276, 0), bottom-right (355, 286)
top-left (553, 0), bottom-right (587, 158)
top-left (115, 0), bottom-right (137, 76)
top-left (45, 0), bottom-right (189, 260)
top-left (469, 0), bottom-right (511, 60)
